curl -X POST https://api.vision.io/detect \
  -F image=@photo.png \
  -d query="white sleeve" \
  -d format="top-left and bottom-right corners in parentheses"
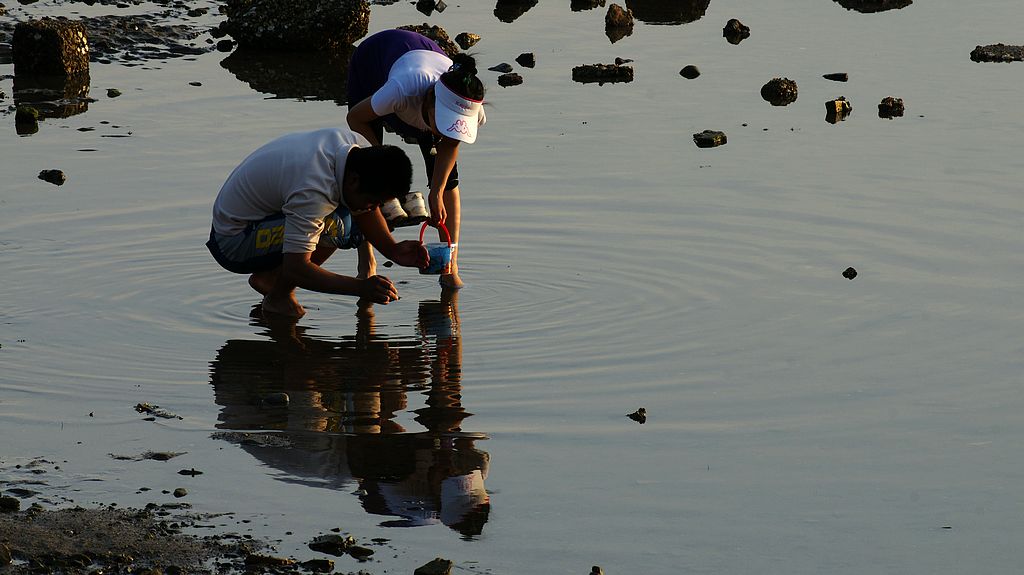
top-left (281, 189), bottom-right (335, 254)
top-left (370, 78), bottom-right (403, 117)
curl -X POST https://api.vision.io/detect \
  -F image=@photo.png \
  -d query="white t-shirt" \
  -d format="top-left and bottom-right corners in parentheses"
top-left (211, 128), bottom-right (371, 254)
top-left (370, 50), bottom-right (450, 131)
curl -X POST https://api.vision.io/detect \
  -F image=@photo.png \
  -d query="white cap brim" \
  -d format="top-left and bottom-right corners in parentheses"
top-left (435, 80), bottom-right (484, 144)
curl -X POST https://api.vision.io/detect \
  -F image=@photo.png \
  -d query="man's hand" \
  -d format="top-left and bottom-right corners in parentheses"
top-left (389, 240), bottom-right (430, 269)
top-left (429, 190), bottom-right (446, 225)
top-left (360, 275), bottom-right (399, 304)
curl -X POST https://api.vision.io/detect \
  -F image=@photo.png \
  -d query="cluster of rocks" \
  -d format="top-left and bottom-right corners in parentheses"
top-left (572, 62), bottom-right (633, 85)
top-left (970, 43), bottom-right (1024, 63)
top-left (215, 0), bottom-right (369, 51)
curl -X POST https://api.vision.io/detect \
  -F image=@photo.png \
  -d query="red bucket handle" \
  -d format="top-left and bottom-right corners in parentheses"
top-left (419, 221), bottom-right (452, 247)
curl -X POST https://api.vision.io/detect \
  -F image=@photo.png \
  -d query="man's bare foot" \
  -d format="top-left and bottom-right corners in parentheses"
top-left (439, 271), bottom-right (464, 290)
top-left (261, 292), bottom-right (305, 318)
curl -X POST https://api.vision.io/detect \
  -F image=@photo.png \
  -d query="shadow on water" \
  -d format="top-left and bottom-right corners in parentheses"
top-left (626, 0), bottom-right (711, 25)
top-left (208, 291), bottom-right (491, 538)
top-left (219, 46), bottom-right (353, 103)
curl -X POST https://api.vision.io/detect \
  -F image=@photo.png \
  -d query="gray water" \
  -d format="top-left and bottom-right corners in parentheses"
top-left (3, 0), bottom-right (1024, 573)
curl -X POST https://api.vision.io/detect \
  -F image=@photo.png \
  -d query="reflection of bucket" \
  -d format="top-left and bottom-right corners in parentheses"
top-left (419, 222), bottom-right (452, 275)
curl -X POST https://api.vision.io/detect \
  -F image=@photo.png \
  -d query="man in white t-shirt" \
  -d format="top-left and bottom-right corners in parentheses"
top-left (206, 127), bottom-right (429, 318)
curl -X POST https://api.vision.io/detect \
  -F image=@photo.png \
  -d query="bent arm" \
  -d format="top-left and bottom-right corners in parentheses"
top-left (354, 209), bottom-right (431, 269)
top-left (347, 97), bottom-right (383, 146)
top-left (281, 252), bottom-right (398, 303)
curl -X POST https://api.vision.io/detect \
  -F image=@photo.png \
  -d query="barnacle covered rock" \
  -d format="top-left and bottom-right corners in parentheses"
top-left (218, 0), bottom-right (369, 51)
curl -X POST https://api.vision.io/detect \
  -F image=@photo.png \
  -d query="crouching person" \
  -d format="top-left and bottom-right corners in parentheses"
top-left (206, 127), bottom-right (429, 318)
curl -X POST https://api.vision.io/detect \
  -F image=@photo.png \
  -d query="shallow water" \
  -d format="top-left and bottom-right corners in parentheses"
top-left (3, 0), bottom-right (1024, 573)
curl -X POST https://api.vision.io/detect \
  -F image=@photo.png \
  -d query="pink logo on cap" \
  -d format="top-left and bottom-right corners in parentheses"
top-left (446, 119), bottom-right (472, 136)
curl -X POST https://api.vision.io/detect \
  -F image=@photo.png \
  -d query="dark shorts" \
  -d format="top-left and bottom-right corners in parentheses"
top-left (206, 209), bottom-right (364, 275)
top-left (347, 29), bottom-right (459, 191)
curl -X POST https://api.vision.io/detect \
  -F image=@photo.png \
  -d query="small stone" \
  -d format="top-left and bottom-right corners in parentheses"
top-left (825, 97), bottom-right (853, 123)
top-left (614, 57), bottom-right (633, 65)
top-left (693, 130), bottom-right (727, 148)
top-left (415, 557), bottom-right (454, 575)
top-left (843, 267), bottom-right (857, 280)
top-left (177, 468), bottom-right (203, 476)
top-left (173, 488), bottom-right (187, 498)
top-left (723, 18), bottom-right (750, 44)
top-left (300, 559), bottom-right (335, 572)
top-left (309, 534), bottom-right (354, 556)
top-left (454, 32), bottom-right (480, 50)
top-left (679, 65), bottom-right (700, 79)
top-left (347, 545), bottom-right (374, 561)
top-left (760, 77), bottom-right (798, 106)
top-left (878, 96), bottom-right (904, 119)
top-left (216, 39), bottom-right (234, 52)
top-left (488, 62), bottom-right (513, 73)
top-left (823, 72), bottom-right (848, 82)
top-left (107, 88), bottom-right (122, 98)
top-left (627, 407), bottom-right (647, 424)
top-left (497, 72), bottom-right (523, 87)
top-left (188, 81), bottom-right (202, 87)
top-left (606, 3), bottom-right (634, 28)
top-left (515, 52), bottom-right (536, 68)
top-left (261, 392), bottom-right (289, 407)
top-left (383, 261), bottom-right (394, 268)
top-left (38, 170), bottom-right (67, 186)
top-left (591, 567), bottom-right (604, 575)
top-left (0, 496), bottom-right (20, 513)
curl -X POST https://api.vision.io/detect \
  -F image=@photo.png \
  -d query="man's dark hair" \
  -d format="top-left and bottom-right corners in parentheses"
top-left (347, 145), bottom-right (413, 201)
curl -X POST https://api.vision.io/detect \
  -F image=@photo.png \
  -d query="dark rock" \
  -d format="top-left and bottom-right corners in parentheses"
top-left (627, 407), bottom-right (647, 423)
top-left (833, 0), bottom-right (912, 13)
top-left (15, 104), bottom-right (40, 125)
top-left (260, 392), bottom-right (290, 407)
top-left (679, 64), bottom-right (700, 79)
top-left (309, 534), bottom-right (354, 556)
top-left (692, 130), bottom-right (726, 148)
top-left (215, 39), bottom-right (234, 52)
top-left (825, 96), bottom-right (852, 123)
top-left (398, 23), bottom-right (459, 57)
top-left (760, 77), bottom-right (798, 106)
top-left (12, 18), bottom-right (90, 77)
top-left (38, 169), bottom-right (66, 186)
top-left (571, 0), bottom-right (605, 10)
top-left (823, 72), bottom-right (848, 82)
top-left (605, 3), bottom-right (634, 42)
top-left (416, 0), bottom-right (439, 16)
top-left (172, 488), bottom-right (187, 498)
top-left (614, 56), bottom-right (633, 65)
top-left (346, 545), bottom-right (374, 561)
top-left (626, 0), bottom-right (709, 24)
top-left (970, 43), bottom-right (1024, 63)
top-left (497, 72), bottom-right (523, 87)
top-left (843, 267), bottom-right (857, 280)
top-left (300, 559), bottom-right (335, 572)
top-left (572, 63), bottom-right (633, 84)
top-left (488, 62), bottom-right (513, 73)
top-left (177, 468), bottom-right (203, 476)
top-left (515, 52), bottom-right (535, 68)
top-left (878, 96), bottom-right (904, 119)
top-left (494, 0), bottom-right (538, 23)
top-left (723, 18), bottom-right (750, 44)
top-left (606, 3), bottom-right (634, 27)
top-left (454, 32), bottom-right (480, 50)
top-left (591, 567), bottom-right (604, 575)
top-left (415, 558), bottom-right (454, 575)
top-left (218, 0), bottom-right (369, 51)
top-left (106, 88), bottom-right (121, 98)
top-left (0, 496), bottom-right (20, 513)
top-left (245, 554), bottom-right (295, 567)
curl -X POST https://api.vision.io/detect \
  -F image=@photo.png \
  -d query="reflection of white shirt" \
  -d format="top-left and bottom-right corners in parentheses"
top-left (370, 50), bottom-right (451, 131)
top-left (211, 128), bottom-right (371, 253)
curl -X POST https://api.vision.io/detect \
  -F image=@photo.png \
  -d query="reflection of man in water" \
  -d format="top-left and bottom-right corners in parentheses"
top-left (208, 291), bottom-right (490, 536)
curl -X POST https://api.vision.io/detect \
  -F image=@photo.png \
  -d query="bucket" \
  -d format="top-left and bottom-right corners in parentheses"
top-left (419, 221), bottom-right (452, 275)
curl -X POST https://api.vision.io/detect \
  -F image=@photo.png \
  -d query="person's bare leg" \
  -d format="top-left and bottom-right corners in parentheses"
top-left (249, 268), bottom-right (279, 295)
top-left (439, 185), bottom-right (464, 289)
top-left (261, 245), bottom-right (336, 318)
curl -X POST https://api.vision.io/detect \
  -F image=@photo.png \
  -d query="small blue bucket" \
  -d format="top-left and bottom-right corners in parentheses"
top-left (419, 221), bottom-right (452, 275)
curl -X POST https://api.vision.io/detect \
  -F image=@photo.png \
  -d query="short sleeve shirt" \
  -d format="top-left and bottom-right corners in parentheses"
top-left (211, 128), bottom-right (372, 253)
top-left (370, 50), bottom-right (452, 132)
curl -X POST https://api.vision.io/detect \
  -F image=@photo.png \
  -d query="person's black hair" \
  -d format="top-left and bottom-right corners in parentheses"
top-left (347, 144), bottom-right (413, 201)
top-left (440, 52), bottom-right (486, 101)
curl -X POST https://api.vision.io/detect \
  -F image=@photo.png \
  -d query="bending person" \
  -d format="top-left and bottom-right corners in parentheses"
top-left (206, 126), bottom-right (428, 318)
top-left (347, 28), bottom-right (487, 289)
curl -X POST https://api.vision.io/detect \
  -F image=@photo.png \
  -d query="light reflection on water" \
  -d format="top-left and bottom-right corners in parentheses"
top-left (3, 0), bottom-right (1024, 572)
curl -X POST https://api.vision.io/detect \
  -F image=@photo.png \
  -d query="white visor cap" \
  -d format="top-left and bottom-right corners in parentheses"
top-left (434, 80), bottom-right (485, 144)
